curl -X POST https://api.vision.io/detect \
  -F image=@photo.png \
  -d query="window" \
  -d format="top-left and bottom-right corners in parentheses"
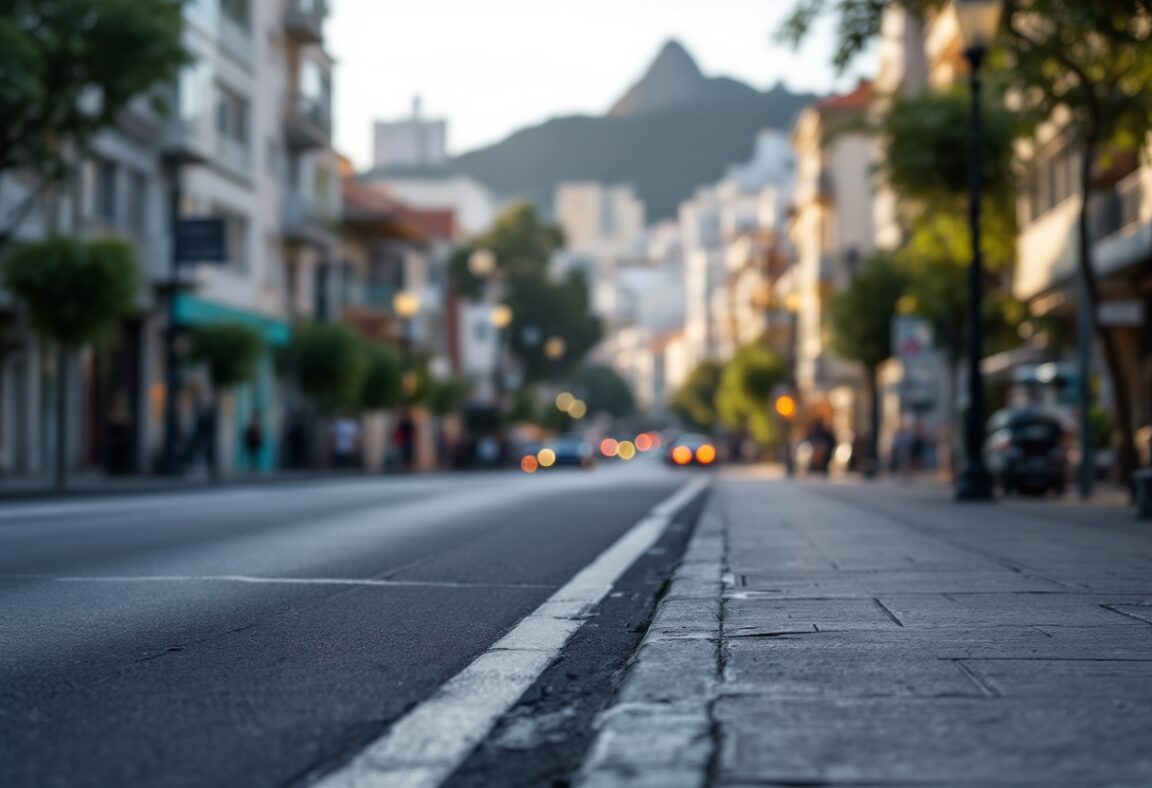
top-left (312, 163), bottom-right (330, 204)
top-left (215, 86), bottom-right (249, 145)
top-left (126, 171), bottom-right (148, 234)
top-left (213, 207), bottom-right (250, 270)
top-left (220, 0), bottom-right (249, 29)
top-left (94, 159), bottom-right (118, 224)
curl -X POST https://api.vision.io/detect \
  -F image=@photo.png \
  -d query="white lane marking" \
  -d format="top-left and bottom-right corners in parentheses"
top-left (314, 477), bottom-right (709, 788)
top-left (49, 575), bottom-right (555, 590)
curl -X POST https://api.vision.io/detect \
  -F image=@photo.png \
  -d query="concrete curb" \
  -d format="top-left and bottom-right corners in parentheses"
top-left (577, 483), bottom-right (725, 788)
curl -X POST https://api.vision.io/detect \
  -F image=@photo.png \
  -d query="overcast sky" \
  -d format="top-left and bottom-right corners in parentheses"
top-left (328, 0), bottom-right (873, 167)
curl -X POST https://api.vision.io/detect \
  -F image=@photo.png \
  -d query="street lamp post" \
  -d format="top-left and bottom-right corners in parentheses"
top-left (393, 290), bottom-right (421, 397)
top-left (490, 303), bottom-right (513, 410)
top-left (953, 0), bottom-right (1002, 501)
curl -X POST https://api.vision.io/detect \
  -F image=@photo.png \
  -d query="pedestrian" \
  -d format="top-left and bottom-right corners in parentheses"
top-left (187, 393), bottom-right (217, 479)
top-left (244, 411), bottom-right (264, 473)
top-left (806, 417), bottom-right (833, 476)
top-left (908, 422), bottom-right (927, 478)
top-left (394, 411), bottom-right (416, 472)
top-left (331, 415), bottom-right (360, 469)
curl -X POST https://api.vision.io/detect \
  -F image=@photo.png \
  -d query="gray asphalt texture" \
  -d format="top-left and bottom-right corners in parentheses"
top-left (0, 463), bottom-right (691, 788)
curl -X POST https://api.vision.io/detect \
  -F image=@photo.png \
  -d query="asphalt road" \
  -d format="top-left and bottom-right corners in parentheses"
top-left (0, 461), bottom-right (693, 787)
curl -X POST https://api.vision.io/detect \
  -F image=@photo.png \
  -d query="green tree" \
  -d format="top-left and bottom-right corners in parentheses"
top-left (828, 253), bottom-right (909, 468)
top-left (669, 360), bottom-right (725, 432)
top-left (0, 0), bottom-right (188, 246)
top-left (3, 236), bottom-right (138, 486)
top-left (286, 323), bottom-right (368, 414)
top-left (449, 202), bottom-right (566, 297)
top-left (781, 0), bottom-right (1152, 484)
top-left (426, 376), bottom-right (471, 418)
top-left (716, 343), bottom-right (788, 449)
top-left (450, 203), bottom-right (601, 381)
top-left (187, 322), bottom-right (264, 480)
top-left (361, 343), bottom-right (403, 411)
top-left (569, 364), bottom-right (636, 419)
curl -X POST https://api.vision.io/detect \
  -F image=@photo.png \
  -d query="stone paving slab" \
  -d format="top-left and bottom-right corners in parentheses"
top-left (715, 696), bottom-right (1152, 785)
top-left (578, 473), bottom-right (1152, 786)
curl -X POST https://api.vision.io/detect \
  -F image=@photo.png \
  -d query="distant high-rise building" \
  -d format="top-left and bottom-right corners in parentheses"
top-left (373, 97), bottom-right (448, 169)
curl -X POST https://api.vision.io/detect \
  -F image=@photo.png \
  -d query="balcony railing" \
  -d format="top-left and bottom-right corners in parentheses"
top-left (1090, 170), bottom-right (1144, 243)
top-left (284, 93), bottom-right (331, 150)
top-left (215, 135), bottom-right (251, 178)
top-left (285, 0), bottom-right (326, 44)
top-left (283, 192), bottom-right (337, 248)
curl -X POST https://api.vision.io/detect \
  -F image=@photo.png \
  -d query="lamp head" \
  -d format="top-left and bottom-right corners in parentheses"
top-left (954, 0), bottom-right (1003, 57)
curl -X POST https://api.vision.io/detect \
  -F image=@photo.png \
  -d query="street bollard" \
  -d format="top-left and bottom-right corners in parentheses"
top-left (1134, 470), bottom-right (1152, 519)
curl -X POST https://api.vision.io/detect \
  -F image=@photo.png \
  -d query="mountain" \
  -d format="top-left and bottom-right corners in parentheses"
top-left (608, 39), bottom-right (759, 117)
top-left (447, 42), bottom-right (817, 222)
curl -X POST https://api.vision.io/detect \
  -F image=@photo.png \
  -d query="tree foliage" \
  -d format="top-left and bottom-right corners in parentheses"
top-left (669, 360), bottom-right (725, 432)
top-left (569, 364), bottom-right (636, 419)
top-left (878, 89), bottom-right (1018, 210)
top-left (828, 252), bottom-right (909, 372)
top-left (286, 323), bottom-right (368, 414)
top-left (425, 376), bottom-right (471, 418)
top-left (188, 323), bottom-right (264, 391)
top-left (451, 203), bottom-right (602, 382)
top-left (0, 0), bottom-right (188, 243)
top-left (716, 343), bottom-right (787, 446)
top-left (3, 235), bottom-right (138, 347)
top-left (360, 343), bottom-right (404, 411)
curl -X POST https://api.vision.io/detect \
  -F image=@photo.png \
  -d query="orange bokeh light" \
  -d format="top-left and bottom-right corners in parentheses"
top-left (672, 445), bottom-right (693, 465)
top-left (635, 433), bottom-right (653, 452)
top-left (695, 444), bottom-right (717, 465)
top-left (774, 395), bottom-right (797, 419)
top-left (521, 455), bottom-right (539, 473)
top-left (600, 438), bottom-right (619, 457)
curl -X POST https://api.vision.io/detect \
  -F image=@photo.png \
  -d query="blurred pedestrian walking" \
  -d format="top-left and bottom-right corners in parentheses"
top-left (244, 412), bottom-right (264, 473)
top-left (332, 415), bottom-right (360, 469)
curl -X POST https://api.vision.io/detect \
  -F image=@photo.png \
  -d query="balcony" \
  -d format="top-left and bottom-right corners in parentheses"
top-left (215, 135), bottom-right (251, 179)
top-left (283, 192), bottom-right (337, 248)
top-left (162, 118), bottom-right (212, 165)
top-left (285, 0), bottom-right (326, 45)
top-left (1090, 170), bottom-right (1143, 243)
top-left (284, 93), bottom-right (331, 150)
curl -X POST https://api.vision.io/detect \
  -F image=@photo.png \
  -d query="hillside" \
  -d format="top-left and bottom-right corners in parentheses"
top-left (449, 42), bottom-right (816, 221)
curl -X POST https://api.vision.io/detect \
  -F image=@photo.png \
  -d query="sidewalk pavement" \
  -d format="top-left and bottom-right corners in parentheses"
top-left (579, 468), bottom-right (1152, 787)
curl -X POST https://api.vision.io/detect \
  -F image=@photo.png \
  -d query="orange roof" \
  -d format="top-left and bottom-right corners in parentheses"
top-left (342, 179), bottom-right (428, 243)
top-left (814, 79), bottom-right (873, 113)
top-left (407, 208), bottom-right (457, 242)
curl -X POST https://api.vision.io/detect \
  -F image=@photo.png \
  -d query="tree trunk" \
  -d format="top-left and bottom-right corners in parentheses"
top-left (866, 364), bottom-right (881, 478)
top-left (1077, 144), bottom-right (1140, 493)
top-left (210, 386), bottom-right (221, 482)
top-left (54, 346), bottom-right (68, 490)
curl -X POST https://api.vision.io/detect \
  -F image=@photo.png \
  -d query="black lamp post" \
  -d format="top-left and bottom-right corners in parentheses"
top-left (954, 0), bottom-right (1002, 501)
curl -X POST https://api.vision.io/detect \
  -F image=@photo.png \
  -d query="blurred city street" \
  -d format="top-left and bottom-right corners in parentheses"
top-left (0, 461), bottom-right (696, 787)
top-left (2, 465), bottom-right (1149, 787)
top-left (3, 0), bottom-right (1152, 785)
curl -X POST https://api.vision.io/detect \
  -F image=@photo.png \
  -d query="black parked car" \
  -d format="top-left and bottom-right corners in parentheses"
top-left (983, 407), bottom-right (1069, 495)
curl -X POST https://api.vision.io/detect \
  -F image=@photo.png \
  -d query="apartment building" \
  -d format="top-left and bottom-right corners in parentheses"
top-left (0, 0), bottom-right (342, 479)
top-left (788, 81), bottom-right (875, 439)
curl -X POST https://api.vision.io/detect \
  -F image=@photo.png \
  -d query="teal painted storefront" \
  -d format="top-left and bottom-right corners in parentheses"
top-left (175, 294), bottom-right (291, 472)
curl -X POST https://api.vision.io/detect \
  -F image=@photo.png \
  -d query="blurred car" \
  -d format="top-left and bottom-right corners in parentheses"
top-left (983, 407), bottom-right (1069, 495)
top-left (665, 434), bottom-right (719, 467)
top-left (544, 434), bottom-right (596, 469)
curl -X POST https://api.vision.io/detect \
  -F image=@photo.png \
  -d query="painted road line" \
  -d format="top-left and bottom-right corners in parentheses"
top-left (313, 476), bottom-right (709, 788)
